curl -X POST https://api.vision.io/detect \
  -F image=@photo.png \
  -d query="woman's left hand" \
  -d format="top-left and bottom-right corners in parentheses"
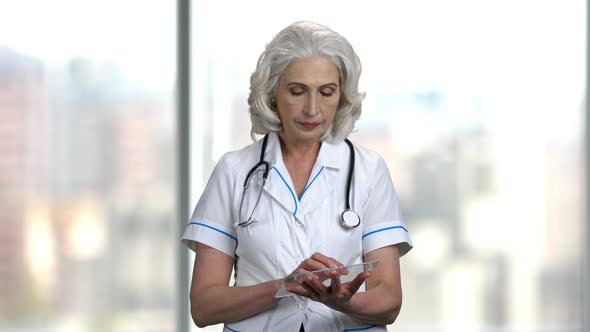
top-left (287, 267), bottom-right (371, 311)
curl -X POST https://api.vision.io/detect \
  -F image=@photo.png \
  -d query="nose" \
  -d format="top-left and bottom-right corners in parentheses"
top-left (303, 93), bottom-right (320, 117)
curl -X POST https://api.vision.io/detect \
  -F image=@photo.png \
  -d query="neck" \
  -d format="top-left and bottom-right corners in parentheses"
top-left (277, 133), bottom-right (321, 162)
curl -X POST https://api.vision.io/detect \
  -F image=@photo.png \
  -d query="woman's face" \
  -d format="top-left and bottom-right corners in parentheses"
top-left (275, 56), bottom-right (341, 145)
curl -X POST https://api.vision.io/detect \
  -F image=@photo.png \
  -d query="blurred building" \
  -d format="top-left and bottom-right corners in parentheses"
top-left (49, 58), bottom-right (175, 328)
top-left (0, 48), bottom-right (46, 318)
top-left (0, 50), bottom-right (175, 330)
top-left (356, 91), bottom-right (583, 330)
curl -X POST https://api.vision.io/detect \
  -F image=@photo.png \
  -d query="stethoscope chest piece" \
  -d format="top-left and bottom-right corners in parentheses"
top-left (341, 209), bottom-right (361, 229)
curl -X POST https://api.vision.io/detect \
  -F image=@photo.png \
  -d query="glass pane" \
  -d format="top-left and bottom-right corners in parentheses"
top-left (0, 1), bottom-right (177, 331)
top-left (190, 1), bottom-right (585, 331)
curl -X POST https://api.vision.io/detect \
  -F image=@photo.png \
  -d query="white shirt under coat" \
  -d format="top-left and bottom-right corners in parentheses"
top-left (182, 131), bottom-right (413, 332)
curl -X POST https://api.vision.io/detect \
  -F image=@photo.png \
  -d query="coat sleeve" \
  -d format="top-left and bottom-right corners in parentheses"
top-left (181, 153), bottom-right (238, 258)
top-left (361, 156), bottom-right (413, 257)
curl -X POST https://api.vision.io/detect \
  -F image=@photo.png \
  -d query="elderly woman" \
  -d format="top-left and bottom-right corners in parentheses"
top-left (182, 21), bottom-right (412, 331)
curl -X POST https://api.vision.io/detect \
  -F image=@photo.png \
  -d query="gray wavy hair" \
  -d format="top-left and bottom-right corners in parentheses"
top-left (248, 21), bottom-right (365, 143)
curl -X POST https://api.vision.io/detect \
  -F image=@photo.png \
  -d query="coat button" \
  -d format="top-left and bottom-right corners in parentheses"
top-left (298, 302), bottom-right (306, 309)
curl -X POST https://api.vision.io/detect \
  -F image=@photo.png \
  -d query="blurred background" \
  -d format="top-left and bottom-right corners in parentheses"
top-left (0, 0), bottom-right (586, 332)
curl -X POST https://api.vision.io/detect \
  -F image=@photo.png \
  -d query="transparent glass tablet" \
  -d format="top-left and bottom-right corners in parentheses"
top-left (275, 261), bottom-right (378, 298)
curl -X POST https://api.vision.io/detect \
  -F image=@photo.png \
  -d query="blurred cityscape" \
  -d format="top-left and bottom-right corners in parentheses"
top-left (355, 112), bottom-right (584, 331)
top-left (0, 48), bottom-right (176, 331)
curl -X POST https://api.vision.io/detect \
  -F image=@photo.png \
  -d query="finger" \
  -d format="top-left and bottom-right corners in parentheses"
top-left (293, 268), bottom-right (311, 275)
top-left (302, 286), bottom-right (320, 302)
top-left (330, 272), bottom-right (341, 293)
top-left (310, 253), bottom-right (344, 269)
top-left (338, 266), bottom-right (349, 275)
top-left (306, 275), bottom-right (328, 296)
top-left (301, 280), bottom-right (324, 300)
top-left (288, 286), bottom-right (314, 298)
top-left (287, 279), bottom-right (316, 297)
top-left (345, 271), bottom-right (371, 294)
top-left (317, 269), bottom-right (335, 282)
top-left (327, 270), bottom-right (341, 282)
top-left (301, 258), bottom-right (330, 271)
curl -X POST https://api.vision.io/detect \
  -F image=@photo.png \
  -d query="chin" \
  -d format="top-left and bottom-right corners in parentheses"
top-left (283, 126), bottom-right (325, 143)
top-left (299, 130), bottom-right (324, 141)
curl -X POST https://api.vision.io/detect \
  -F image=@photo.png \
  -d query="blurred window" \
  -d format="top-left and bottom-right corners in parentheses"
top-left (0, 1), bottom-right (177, 331)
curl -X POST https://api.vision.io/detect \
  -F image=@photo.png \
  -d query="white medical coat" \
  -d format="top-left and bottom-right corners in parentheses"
top-left (182, 131), bottom-right (413, 332)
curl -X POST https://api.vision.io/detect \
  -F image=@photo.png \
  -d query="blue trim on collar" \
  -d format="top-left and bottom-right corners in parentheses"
top-left (271, 167), bottom-right (298, 216)
top-left (299, 166), bottom-right (325, 201)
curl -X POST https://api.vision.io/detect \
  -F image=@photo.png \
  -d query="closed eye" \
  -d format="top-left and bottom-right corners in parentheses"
top-left (320, 87), bottom-right (335, 97)
top-left (290, 87), bottom-right (305, 96)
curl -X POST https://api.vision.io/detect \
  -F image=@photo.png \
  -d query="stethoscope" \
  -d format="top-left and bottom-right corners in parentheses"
top-left (237, 133), bottom-right (361, 229)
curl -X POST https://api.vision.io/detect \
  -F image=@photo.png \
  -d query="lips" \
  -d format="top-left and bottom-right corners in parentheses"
top-left (299, 122), bottom-right (320, 129)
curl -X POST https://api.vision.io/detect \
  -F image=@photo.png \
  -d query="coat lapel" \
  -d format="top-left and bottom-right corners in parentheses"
top-left (263, 163), bottom-right (300, 217)
top-left (260, 132), bottom-right (300, 217)
top-left (297, 165), bottom-right (338, 214)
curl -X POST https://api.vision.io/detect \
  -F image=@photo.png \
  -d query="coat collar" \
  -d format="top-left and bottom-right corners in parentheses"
top-left (260, 131), bottom-right (349, 220)
top-left (264, 131), bottom-right (345, 170)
